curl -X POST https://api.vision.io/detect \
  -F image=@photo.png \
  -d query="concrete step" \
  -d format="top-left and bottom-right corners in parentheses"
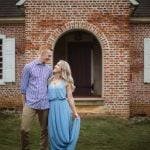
top-left (75, 97), bottom-right (104, 106)
top-left (74, 97), bottom-right (106, 115)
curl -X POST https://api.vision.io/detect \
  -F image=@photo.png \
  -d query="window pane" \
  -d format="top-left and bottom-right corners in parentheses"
top-left (0, 51), bottom-right (2, 56)
top-left (0, 63), bottom-right (2, 68)
top-left (0, 39), bottom-right (2, 45)
top-left (0, 74), bottom-right (2, 79)
top-left (0, 69), bottom-right (2, 73)
top-left (0, 57), bottom-right (2, 62)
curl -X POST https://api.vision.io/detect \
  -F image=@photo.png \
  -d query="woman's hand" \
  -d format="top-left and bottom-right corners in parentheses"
top-left (73, 113), bottom-right (80, 119)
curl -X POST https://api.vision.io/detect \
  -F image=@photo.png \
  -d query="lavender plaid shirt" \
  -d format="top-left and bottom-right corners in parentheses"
top-left (20, 59), bottom-right (53, 109)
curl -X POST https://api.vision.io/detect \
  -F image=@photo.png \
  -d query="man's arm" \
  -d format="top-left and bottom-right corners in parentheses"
top-left (20, 64), bottom-right (30, 107)
top-left (21, 94), bottom-right (26, 107)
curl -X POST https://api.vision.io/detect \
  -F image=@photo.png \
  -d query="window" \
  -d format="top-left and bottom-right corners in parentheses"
top-left (144, 38), bottom-right (150, 83)
top-left (0, 34), bottom-right (15, 85)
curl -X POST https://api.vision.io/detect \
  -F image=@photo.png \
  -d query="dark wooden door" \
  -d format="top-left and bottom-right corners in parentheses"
top-left (68, 42), bottom-right (92, 96)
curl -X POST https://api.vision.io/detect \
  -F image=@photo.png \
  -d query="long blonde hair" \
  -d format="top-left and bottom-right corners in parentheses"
top-left (50, 60), bottom-right (75, 92)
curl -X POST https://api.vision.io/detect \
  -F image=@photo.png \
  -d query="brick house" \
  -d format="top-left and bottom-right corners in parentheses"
top-left (0, 0), bottom-right (150, 117)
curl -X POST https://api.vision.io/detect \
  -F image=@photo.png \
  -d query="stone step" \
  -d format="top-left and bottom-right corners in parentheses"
top-left (74, 97), bottom-right (106, 115)
top-left (75, 97), bottom-right (104, 106)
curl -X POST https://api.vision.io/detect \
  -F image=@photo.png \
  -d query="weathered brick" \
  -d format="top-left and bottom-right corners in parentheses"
top-left (1, 0), bottom-right (149, 117)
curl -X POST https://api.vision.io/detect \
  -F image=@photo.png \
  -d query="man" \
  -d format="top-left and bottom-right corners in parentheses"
top-left (20, 45), bottom-right (53, 150)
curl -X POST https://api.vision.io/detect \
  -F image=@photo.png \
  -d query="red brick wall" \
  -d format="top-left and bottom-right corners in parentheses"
top-left (130, 24), bottom-right (150, 117)
top-left (24, 0), bottom-right (131, 117)
top-left (0, 24), bottom-right (25, 110)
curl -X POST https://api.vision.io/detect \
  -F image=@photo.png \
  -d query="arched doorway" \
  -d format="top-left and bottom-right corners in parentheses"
top-left (54, 30), bottom-right (102, 97)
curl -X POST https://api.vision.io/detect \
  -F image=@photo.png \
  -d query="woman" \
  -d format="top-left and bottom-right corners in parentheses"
top-left (48, 60), bottom-right (80, 150)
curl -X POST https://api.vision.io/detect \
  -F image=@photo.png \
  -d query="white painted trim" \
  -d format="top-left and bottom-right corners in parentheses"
top-left (3, 38), bottom-right (16, 82)
top-left (0, 81), bottom-right (6, 85)
top-left (75, 97), bottom-right (103, 101)
top-left (16, 0), bottom-right (26, 6)
top-left (0, 17), bottom-right (25, 24)
top-left (0, 34), bottom-right (6, 38)
top-left (144, 38), bottom-right (150, 83)
top-left (130, 17), bottom-right (150, 23)
top-left (129, 0), bottom-right (139, 6)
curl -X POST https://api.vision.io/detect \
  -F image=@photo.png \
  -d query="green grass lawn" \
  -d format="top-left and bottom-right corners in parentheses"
top-left (0, 113), bottom-right (150, 150)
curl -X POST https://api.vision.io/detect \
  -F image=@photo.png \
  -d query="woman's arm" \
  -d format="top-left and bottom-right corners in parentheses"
top-left (66, 82), bottom-right (79, 118)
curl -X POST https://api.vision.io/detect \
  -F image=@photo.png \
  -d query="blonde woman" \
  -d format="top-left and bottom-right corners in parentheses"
top-left (48, 60), bottom-right (80, 150)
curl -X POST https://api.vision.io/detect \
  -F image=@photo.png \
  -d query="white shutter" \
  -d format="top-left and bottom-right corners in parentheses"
top-left (144, 38), bottom-right (150, 83)
top-left (3, 38), bottom-right (15, 82)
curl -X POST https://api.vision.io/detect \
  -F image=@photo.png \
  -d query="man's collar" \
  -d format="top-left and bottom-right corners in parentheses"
top-left (35, 59), bottom-right (45, 65)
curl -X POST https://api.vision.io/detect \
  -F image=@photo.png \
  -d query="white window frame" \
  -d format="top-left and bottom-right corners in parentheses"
top-left (0, 34), bottom-right (16, 85)
top-left (144, 38), bottom-right (150, 83)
